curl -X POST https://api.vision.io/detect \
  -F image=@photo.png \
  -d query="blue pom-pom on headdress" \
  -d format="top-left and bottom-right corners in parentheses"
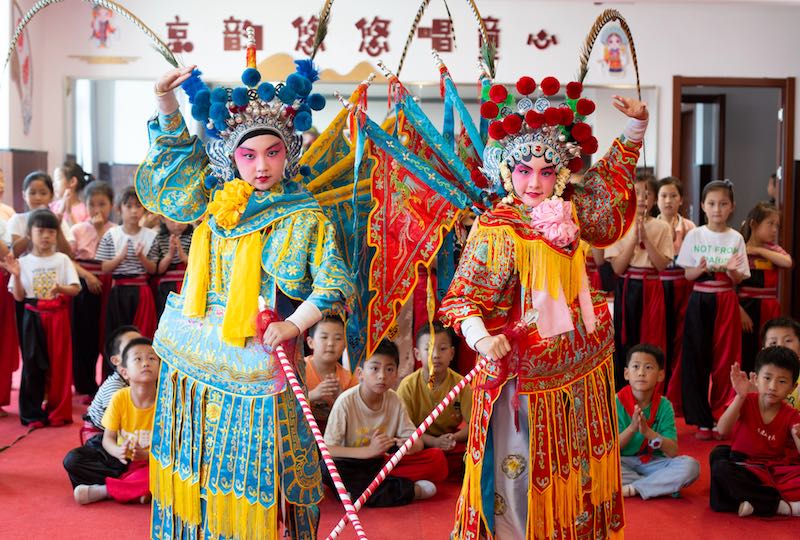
top-left (308, 93), bottom-right (326, 111)
top-left (231, 87), bottom-right (250, 107)
top-left (211, 87), bottom-right (228, 103)
top-left (241, 68), bottom-right (261, 88)
top-left (257, 82), bottom-right (275, 102)
top-left (299, 165), bottom-right (311, 177)
top-left (210, 102), bottom-right (229, 128)
top-left (297, 103), bottom-right (311, 114)
top-left (294, 111), bottom-right (312, 132)
top-left (294, 59), bottom-right (320, 83)
top-left (191, 103), bottom-right (210, 122)
top-left (204, 174), bottom-right (220, 190)
top-left (278, 85), bottom-right (297, 104)
top-left (194, 89), bottom-right (211, 108)
top-left (181, 69), bottom-right (207, 102)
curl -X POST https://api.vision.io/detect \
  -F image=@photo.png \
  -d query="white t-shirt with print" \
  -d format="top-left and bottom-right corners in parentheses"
top-left (7, 211), bottom-right (75, 244)
top-left (676, 225), bottom-right (751, 276)
top-left (8, 252), bottom-right (80, 299)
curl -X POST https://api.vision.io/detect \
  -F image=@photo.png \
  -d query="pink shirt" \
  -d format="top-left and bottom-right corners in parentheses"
top-left (50, 200), bottom-right (89, 227)
top-left (70, 221), bottom-right (116, 260)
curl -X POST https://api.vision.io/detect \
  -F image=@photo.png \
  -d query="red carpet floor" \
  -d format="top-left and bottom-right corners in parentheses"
top-left (0, 372), bottom-right (797, 539)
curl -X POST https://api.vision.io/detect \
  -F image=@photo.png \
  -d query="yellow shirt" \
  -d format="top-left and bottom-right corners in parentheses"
top-left (101, 387), bottom-right (155, 450)
top-left (396, 368), bottom-right (472, 438)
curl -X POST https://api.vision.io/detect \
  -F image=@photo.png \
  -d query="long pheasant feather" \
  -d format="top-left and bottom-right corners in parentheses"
top-left (577, 8), bottom-right (641, 100)
top-left (310, 0), bottom-right (334, 60)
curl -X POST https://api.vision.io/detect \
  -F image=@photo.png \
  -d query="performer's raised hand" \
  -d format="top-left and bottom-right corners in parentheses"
top-left (155, 65), bottom-right (197, 96)
top-left (475, 334), bottom-right (512, 361)
top-left (612, 95), bottom-right (648, 121)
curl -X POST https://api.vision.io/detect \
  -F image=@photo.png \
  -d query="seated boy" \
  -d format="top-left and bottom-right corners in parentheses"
top-left (711, 346), bottom-right (800, 517)
top-left (305, 316), bottom-right (357, 432)
top-left (761, 317), bottom-right (800, 409)
top-left (397, 322), bottom-right (471, 477)
top-left (617, 344), bottom-right (700, 499)
top-left (323, 340), bottom-right (447, 507)
top-left (69, 337), bottom-right (160, 505)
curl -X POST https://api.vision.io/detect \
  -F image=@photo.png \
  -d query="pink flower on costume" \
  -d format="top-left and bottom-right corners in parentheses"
top-left (528, 199), bottom-right (579, 247)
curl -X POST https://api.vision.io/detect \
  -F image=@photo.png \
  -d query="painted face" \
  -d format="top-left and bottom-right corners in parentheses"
top-left (121, 344), bottom-right (161, 384)
top-left (511, 155), bottom-right (557, 208)
top-left (120, 197), bottom-right (144, 227)
top-left (755, 363), bottom-right (796, 407)
top-left (359, 354), bottom-right (398, 396)
top-left (23, 179), bottom-right (54, 210)
top-left (752, 212), bottom-right (780, 244)
top-left (701, 189), bottom-right (734, 227)
top-left (764, 328), bottom-right (800, 357)
top-left (87, 193), bottom-right (112, 224)
top-left (634, 181), bottom-right (656, 215)
top-left (657, 184), bottom-right (682, 218)
top-left (162, 217), bottom-right (188, 236)
top-left (623, 352), bottom-right (664, 392)
top-left (414, 332), bottom-right (455, 378)
top-left (30, 226), bottom-right (57, 254)
top-left (308, 320), bottom-right (346, 365)
top-left (233, 133), bottom-right (287, 191)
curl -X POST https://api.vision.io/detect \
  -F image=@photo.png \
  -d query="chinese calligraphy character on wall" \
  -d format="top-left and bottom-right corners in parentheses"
top-left (527, 29), bottom-right (557, 50)
top-left (355, 17), bottom-right (391, 57)
top-left (417, 19), bottom-right (453, 52)
top-left (166, 16), bottom-right (193, 53)
top-left (223, 16), bottom-right (263, 51)
top-left (292, 15), bottom-right (323, 56)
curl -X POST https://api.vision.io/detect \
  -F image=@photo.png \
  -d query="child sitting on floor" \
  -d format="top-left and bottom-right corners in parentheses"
top-left (71, 337), bottom-right (160, 505)
top-left (397, 322), bottom-right (471, 478)
top-left (324, 340), bottom-right (447, 507)
top-left (710, 346), bottom-right (800, 517)
top-left (761, 317), bottom-right (800, 410)
top-left (304, 316), bottom-right (357, 433)
top-left (617, 344), bottom-right (700, 499)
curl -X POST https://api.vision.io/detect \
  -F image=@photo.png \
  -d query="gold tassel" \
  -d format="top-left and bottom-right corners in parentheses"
top-left (314, 219), bottom-right (326, 267)
top-left (182, 220), bottom-right (211, 319)
top-left (150, 459), bottom-right (202, 527)
top-left (221, 231), bottom-right (263, 347)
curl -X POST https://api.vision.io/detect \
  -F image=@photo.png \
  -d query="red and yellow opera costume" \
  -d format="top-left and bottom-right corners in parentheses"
top-left (440, 137), bottom-right (640, 539)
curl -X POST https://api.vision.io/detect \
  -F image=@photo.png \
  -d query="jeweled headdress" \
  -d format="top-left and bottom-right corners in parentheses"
top-left (181, 28), bottom-right (326, 186)
top-left (479, 76), bottom-right (599, 198)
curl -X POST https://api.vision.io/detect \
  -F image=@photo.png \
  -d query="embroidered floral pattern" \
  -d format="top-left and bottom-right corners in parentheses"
top-left (207, 179), bottom-right (254, 230)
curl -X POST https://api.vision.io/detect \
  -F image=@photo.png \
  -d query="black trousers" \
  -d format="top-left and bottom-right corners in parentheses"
top-left (63, 433), bottom-right (127, 488)
top-left (19, 302), bottom-right (48, 425)
top-left (322, 457), bottom-right (415, 507)
top-left (71, 278), bottom-right (101, 396)
top-left (709, 445), bottom-right (782, 516)
top-left (681, 291), bottom-right (717, 428)
top-left (105, 284), bottom-right (140, 339)
top-left (613, 278), bottom-right (644, 391)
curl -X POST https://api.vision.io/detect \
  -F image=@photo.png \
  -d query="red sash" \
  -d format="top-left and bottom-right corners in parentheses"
top-left (618, 385), bottom-right (662, 463)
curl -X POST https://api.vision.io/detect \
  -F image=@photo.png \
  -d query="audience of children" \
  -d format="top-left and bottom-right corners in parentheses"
top-left (710, 346), bottom-right (800, 517)
top-left (51, 161), bottom-right (91, 228)
top-left (151, 217), bottom-right (193, 318)
top-left (616, 344), bottom-right (700, 499)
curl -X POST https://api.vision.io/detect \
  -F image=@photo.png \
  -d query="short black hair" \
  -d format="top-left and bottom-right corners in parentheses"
top-left (104, 325), bottom-right (140, 371)
top-left (754, 346), bottom-right (800, 383)
top-left (83, 180), bottom-right (114, 204)
top-left (309, 316), bottom-right (345, 338)
top-left (27, 208), bottom-right (60, 233)
top-left (761, 317), bottom-right (800, 346)
top-left (22, 171), bottom-right (54, 194)
top-left (415, 321), bottom-right (456, 348)
top-left (117, 185), bottom-right (142, 208)
top-left (120, 337), bottom-right (154, 367)
top-left (626, 343), bottom-right (665, 370)
top-left (369, 339), bottom-right (399, 367)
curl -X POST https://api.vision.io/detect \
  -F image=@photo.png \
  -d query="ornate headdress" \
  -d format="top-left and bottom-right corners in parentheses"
top-left (181, 28), bottom-right (326, 187)
top-left (479, 76), bottom-right (599, 201)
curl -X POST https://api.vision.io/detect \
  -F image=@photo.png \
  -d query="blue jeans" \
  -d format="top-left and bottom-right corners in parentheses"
top-left (620, 455), bottom-right (700, 499)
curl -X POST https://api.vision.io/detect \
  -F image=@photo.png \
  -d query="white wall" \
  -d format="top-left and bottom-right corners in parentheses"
top-left (5, 0), bottom-right (800, 193)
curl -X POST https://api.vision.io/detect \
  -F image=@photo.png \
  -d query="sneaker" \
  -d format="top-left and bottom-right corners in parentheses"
top-left (738, 501), bottom-right (754, 517)
top-left (414, 480), bottom-right (437, 500)
top-left (695, 427), bottom-right (712, 441)
top-left (74, 484), bottom-right (107, 505)
top-left (621, 485), bottom-right (637, 498)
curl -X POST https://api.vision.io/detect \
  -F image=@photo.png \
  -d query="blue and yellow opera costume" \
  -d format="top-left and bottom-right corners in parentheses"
top-left (135, 45), bottom-right (353, 537)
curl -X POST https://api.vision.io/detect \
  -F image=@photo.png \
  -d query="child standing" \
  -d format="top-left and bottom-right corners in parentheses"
top-left (51, 161), bottom-right (91, 227)
top-left (70, 180), bottom-right (117, 396)
top-left (657, 177), bottom-right (697, 413)
top-left (151, 217), bottom-right (193, 319)
top-left (95, 187), bottom-right (158, 338)
top-left (304, 316), bottom-right (356, 432)
top-left (605, 174), bottom-right (674, 389)
top-left (324, 340), bottom-right (446, 507)
top-left (397, 322), bottom-right (472, 478)
top-left (3, 209), bottom-right (80, 427)
top-left (678, 180), bottom-right (750, 439)
top-left (617, 344), bottom-right (700, 499)
top-left (710, 346), bottom-right (800, 517)
top-left (71, 337), bottom-right (160, 505)
top-left (8, 171), bottom-right (74, 257)
top-left (738, 202), bottom-right (793, 374)
top-left (761, 318), bottom-right (800, 410)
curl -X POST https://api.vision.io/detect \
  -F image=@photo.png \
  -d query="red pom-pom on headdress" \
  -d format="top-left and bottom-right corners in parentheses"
top-left (489, 85), bottom-right (508, 103)
top-left (567, 157), bottom-right (584, 173)
top-left (470, 168), bottom-right (488, 188)
top-left (570, 122), bottom-right (592, 142)
top-left (525, 110), bottom-right (544, 129)
top-left (540, 76), bottom-right (560, 96)
top-left (576, 98), bottom-right (596, 116)
top-left (559, 108), bottom-right (575, 126)
top-left (543, 107), bottom-right (561, 126)
top-left (503, 114), bottom-right (523, 135)
top-left (488, 120), bottom-right (507, 140)
top-left (516, 76), bottom-right (536, 95)
top-left (480, 101), bottom-right (499, 119)
top-left (582, 136), bottom-right (599, 154)
top-left (566, 82), bottom-right (583, 100)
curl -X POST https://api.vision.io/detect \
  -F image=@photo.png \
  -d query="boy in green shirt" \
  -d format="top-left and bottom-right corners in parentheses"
top-left (617, 343), bottom-right (700, 499)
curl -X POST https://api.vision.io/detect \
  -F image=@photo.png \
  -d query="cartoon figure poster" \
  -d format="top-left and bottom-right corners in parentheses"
top-left (90, 5), bottom-right (117, 48)
top-left (598, 24), bottom-right (629, 77)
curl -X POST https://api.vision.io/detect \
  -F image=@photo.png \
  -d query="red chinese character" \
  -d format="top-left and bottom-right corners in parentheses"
top-left (527, 29), bottom-right (558, 50)
top-left (355, 17), bottom-right (391, 57)
top-left (292, 15), bottom-right (323, 56)
top-left (417, 18), bottom-right (453, 52)
top-left (166, 15), bottom-right (193, 53)
top-left (479, 16), bottom-right (500, 59)
top-left (223, 16), bottom-right (242, 51)
top-left (243, 20), bottom-right (264, 50)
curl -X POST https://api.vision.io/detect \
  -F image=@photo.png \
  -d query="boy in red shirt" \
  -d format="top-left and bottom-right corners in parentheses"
top-left (710, 346), bottom-right (800, 517)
